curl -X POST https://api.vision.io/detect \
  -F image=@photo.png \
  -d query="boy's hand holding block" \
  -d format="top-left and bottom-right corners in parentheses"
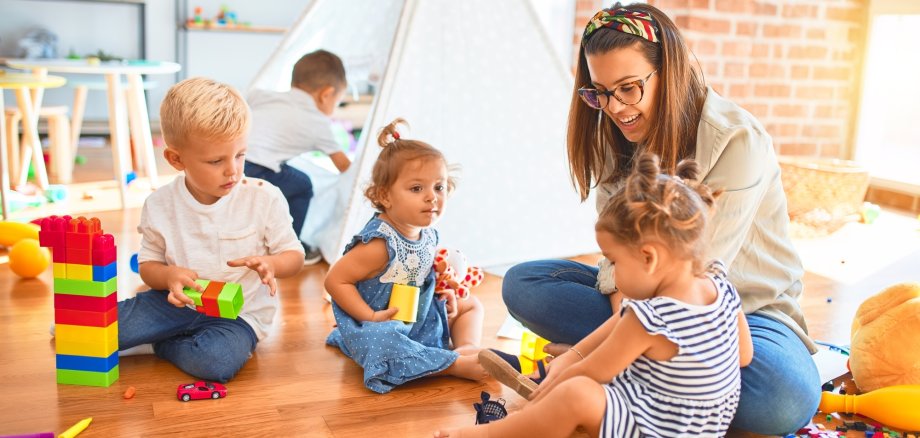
top-left (183, 279), bottom-right (244, 319)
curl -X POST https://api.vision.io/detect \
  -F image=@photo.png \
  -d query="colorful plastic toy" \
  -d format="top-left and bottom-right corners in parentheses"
top-left (182, 279), bottom-right (244, 319)
top-left (8, 238), bottom-right (50, 278)
top-left (39, 215), bottom-right (119, 387)
top-left (177, 381), bottom-right (227, 401)
top-left (0, 220), bottom-right (40, 247)
top-left (519, 330), bottom-right (550, 374)
top-left (819, 385), bottom-right (920, 431)
top-left (387, 283), bottom-right (420, 322)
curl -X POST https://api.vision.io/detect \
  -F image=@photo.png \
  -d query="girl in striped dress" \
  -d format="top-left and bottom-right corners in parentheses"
top-left (434, 153), bottom-right (753, 438)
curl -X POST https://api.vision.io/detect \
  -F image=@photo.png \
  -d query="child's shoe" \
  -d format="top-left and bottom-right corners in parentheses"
top-left (473, 391), bottom-right (507, 424)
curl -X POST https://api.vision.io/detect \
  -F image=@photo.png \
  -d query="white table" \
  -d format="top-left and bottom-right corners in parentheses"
top-left (3, 58), bottom-right (181, 208)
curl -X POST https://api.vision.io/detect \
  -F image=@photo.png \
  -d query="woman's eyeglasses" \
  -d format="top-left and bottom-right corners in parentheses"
top-left (577, 70), bottom-right (657, 110)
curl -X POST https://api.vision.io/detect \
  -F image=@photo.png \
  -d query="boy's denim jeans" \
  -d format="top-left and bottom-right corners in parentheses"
top-left (244, 161), bottom-right (313, 238)
top-left (502, 259), bottom-right (821, 436)
top-left (118, 290), bottom-right (258, 383)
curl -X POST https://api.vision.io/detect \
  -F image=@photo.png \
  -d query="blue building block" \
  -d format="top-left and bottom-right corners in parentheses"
top-left (56, 351), bottom-right (119, 373)
top-left (92, 261), bottom-right (117, 282)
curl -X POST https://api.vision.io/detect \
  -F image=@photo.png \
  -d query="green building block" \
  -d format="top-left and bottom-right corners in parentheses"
top-left (54, 277), bottom-right (117, 298)
top-left (217, 282), bottom-right (244, 319)
top-left (57, 365), bottom-right (119, 387)
top-left (183, 279), bottom-right (211, 306)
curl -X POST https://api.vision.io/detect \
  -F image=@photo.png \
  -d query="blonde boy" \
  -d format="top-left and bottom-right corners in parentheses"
top-left (117, 77), bottom-right (304, 382)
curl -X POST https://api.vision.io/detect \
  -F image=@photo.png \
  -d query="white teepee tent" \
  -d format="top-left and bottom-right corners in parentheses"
top-left (250, 0), bottom-right (598, 267)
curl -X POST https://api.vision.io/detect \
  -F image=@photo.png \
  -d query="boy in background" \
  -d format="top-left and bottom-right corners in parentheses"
top-left (118, 77), bottom-right (304, 382)
top-left (244, 49), bottom-right (351, 265)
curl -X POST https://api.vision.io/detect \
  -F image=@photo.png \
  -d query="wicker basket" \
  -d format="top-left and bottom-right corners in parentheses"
top-left (778, 156), bottom-right (869, 225)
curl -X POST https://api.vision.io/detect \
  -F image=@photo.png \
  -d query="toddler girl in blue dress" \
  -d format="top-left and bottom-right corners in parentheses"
top-left (325, 118), bottom-right (486, 393)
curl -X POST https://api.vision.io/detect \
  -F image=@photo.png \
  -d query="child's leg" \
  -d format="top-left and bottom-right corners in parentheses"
top-left (153, 316), bottom-right (257, 383)
top-left (434, 376), bottom-right (605, 438)
top-left (450, 295), bottom-right (484, 355)
top-left (434, 353), bottom-right (488, 382)
top-left (118, 290), bottom-right (203, 349)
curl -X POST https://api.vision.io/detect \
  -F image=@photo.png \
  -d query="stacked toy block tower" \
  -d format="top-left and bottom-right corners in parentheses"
top-left (39, 215), bottom-right (119, 387)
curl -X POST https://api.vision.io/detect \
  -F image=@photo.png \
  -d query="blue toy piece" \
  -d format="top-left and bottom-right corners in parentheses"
top-left (130, 253), bottom-right (139, 273)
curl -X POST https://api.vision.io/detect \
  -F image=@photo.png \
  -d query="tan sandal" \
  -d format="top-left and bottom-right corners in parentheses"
top-left (478, 349), bottom-right (541, 399)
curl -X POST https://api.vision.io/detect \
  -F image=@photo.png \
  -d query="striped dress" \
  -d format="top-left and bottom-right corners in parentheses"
top-left (601, 261), bottom-right (742, 438)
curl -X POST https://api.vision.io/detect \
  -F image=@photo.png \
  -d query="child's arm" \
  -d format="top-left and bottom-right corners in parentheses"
top-left (329, 151), bottom-right (351, 173)
top-left (532, 308), bottom-right (652, 402)
top-left (138, 261), bottom-right (204, 307)
top-left (324, 238), bottom-right (397, 322)
top-left (737, 311), bottom-right (753, 367)
top-left (227, 249), bottom-right (304, 296)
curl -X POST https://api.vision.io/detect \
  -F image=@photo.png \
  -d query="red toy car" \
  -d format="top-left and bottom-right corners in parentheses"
top-left (177, 381), bottom-right (227, 402)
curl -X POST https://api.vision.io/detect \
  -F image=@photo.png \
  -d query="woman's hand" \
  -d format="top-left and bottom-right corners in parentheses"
top-left (164, 266), bottom-right (201, 307)
top-left (529, 349), bottom-right (582, 401)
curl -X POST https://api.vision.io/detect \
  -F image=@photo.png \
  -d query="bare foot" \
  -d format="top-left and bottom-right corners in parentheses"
top-left (454, 344), bottom-right (481, 356)
top-left (433, 429), bottom-right (454, 437)
top-left (543, 342), bottom-right (572, 358)
top-left (447, 354), bottom-right (488, 381)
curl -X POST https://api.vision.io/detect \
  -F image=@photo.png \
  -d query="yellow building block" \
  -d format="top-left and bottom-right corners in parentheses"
top-left (55, 322), bottom-right (118, 357)
top-left (65, 263), bottom-right (93, 281)
top-left (53, 263), bottom-right (67, 278)
top-left (520, 357), bottom-right (547, 375)
top-left (521, 330), bottom-right (550, 361)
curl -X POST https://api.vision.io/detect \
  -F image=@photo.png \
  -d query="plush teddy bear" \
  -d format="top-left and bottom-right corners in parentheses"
top-left (432, 247), bottom-right (484, 300)
top-left (849, 282), bottom-right (920, 392)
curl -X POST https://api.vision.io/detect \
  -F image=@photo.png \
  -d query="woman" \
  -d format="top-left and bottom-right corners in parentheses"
top-left (501, 3), bottom-right (819, 435)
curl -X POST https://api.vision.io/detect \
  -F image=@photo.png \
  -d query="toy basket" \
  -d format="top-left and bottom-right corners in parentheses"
top-left (778, 156), bottom-right (869, 233)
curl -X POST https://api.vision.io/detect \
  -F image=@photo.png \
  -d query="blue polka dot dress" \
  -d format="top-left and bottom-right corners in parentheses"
top-left (326, 215), bottom-right (458, 393)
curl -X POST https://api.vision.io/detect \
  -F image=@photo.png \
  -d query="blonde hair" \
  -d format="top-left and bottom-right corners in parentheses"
top-left (159, 77), bottom-right (250, 148)
top-left (291, 50), bottom-right (347, 92)
top-left (568, 2), bottom-right (707, 201)
top-left (596, 152), bottom-right (721, 274)
top-left (364, 118), bottom-right (456, 211)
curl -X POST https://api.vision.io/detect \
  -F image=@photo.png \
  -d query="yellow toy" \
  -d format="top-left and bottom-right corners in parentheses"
top-left (819, 385), bottom-right (920, 431)
top-left (850, 282), bottom-right (920, 392)
top-left (9, 238), bottom-right (51, 278)
top-left (0, 221), bottom-right (40, 247)
top-left (387, 284), bottom-right (420, 323)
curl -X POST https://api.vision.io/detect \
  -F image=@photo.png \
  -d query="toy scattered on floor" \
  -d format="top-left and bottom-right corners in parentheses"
top-left (387, 283), bottom-right (420, 322)
top-left (0, 432), bottom-right (54, 437)
top-left (44, 185), bottom-right (68, 203)
top-left (58, 417), bottom-right (91, 438)
top-left (849, 283), bottom-right (920, 392)
top-left (432, 247), bottom-right (484, 300)
top-left (182, 279), bottom-right (244, 319)
top-left (123, 386), bottom-right (136, 399)
top-left (0, 221), bottom-right (39, 247)
top-left (8, 238), bottom-right (50, 278)
top-left (39, 215), bottom-right (119, 387)
top-left (473, 391), bottom-right (507, 424)
top-left (177, 381), bottom-right (226, 401)
top-left (819, 385), bottom-right (920, 431)
top-left (860, 202), bottom-right (881, 224)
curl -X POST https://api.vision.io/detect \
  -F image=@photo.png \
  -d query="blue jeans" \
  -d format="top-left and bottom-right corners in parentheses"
top-left (503, 259), bottom-right (820, 435)
top-left (118, 290), bottom-right (258, 383)
top-left (244, 161), bottom-right (312, 238)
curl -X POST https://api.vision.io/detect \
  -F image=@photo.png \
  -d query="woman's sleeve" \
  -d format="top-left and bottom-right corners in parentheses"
top-left (702, 125), bottom-right (774, 269)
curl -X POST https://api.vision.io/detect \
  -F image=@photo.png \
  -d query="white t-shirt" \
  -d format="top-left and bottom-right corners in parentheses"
top-left (245, 88), bottom-right (342, 172)
top-left (137, 175), bottom-right (304, 340)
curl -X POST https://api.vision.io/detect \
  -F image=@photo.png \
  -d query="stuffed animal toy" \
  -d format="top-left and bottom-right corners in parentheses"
top-left (433, 247), bottom-right (484, 300)
top-left (849, 282), bottom-right (920, 392)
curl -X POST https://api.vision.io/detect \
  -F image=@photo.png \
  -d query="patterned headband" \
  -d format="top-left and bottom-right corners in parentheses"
top-left (583, 8), bottom-right (660, 44)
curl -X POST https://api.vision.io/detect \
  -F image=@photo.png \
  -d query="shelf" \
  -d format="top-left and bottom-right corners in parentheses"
top-left (183, 24), bottom-right (286, 34)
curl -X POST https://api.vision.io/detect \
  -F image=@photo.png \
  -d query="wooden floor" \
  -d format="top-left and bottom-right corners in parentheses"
top-left (2, 145), bottom-right (919, 437)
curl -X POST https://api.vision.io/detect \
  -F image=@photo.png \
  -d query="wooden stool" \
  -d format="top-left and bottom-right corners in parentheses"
top-left (4, 106), bottom-right (72, 184)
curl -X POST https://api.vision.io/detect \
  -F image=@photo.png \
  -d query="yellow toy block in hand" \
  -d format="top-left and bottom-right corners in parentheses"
top-left (387, 283), bottom-right (420, 323)
top-left (521, 330), bottom-right (550, 361)
top-left (519, 356), bottom-right (548, 375)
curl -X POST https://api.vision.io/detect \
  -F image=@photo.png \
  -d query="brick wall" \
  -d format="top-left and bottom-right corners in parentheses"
top-left (572, 0), bottom-right (868, 160)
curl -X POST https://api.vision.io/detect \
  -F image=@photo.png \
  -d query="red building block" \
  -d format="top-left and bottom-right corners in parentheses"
top-left (65, 247), bottom-right (93, 265)
top-left (200, 281), bottom-right (224, 317)
top-left (55, 307), bottom-right (118, 327)
top-left (54, 292), bottom-right (117, 312)
top-left (91, 234), bottom-right (117, 266)
top-left (65, 217), bottom-right (102, 251)
top-left (38, 215), bottom-right (71, 250)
